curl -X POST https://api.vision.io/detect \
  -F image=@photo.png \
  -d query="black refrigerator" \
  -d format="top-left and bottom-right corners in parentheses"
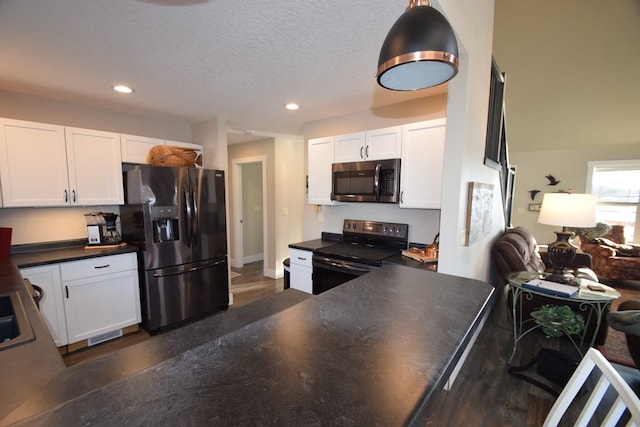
top-left (121, 165), bottom-right (229, 332)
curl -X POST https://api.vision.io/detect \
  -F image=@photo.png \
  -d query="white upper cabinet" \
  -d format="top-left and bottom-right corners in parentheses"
top-left (334, 126), bottom-right (402, 163)
top-left (308, 136), bottom-right (339, 205)
top-left (120, 134), bottom-right (164, 164)
top-left (0, 119), bottom-right (71, 207)
top-left (334, 132), bottom-right (365, 163)
top-left (399, 118), bottom-right (446, 209)
top-left (65, 127), bottom-right (124, 206)
top-left (0, 119), bottom-right (124, 207)
top-left (365, 126), bottom-right (402, 160)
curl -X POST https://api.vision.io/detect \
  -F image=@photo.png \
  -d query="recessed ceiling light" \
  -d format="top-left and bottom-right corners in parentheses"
top-left (113, 85), bottom-right (133, 94)
top-left (285, 103), bottom-right (299, 110)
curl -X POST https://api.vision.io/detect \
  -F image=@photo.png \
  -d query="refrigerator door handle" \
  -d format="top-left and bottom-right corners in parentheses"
top-left (190, 178), bottom-right (199, 247)
top-left (151, 259), bottom-right (226, 278)
top-left (183, 186), bottom-right (193, 247)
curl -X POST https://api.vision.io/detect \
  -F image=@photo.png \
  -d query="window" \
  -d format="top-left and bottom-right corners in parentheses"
top-left (587, 160), bottom-right (640, 243)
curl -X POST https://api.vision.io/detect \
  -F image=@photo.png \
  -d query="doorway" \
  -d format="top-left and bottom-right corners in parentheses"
top-left (231, 156), bottom-right (268, 277)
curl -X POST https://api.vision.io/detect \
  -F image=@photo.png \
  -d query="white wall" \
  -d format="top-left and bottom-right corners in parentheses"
top-left (436, 0), bottom-right (500, 283)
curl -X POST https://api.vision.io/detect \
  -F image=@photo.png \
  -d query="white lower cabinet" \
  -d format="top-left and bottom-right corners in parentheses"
top-left (20, 252), bottom-right (141, 347)
top-left (289, 248), bottom-right (313, 294)
top-left (63, 269), bottom-right (141, 343)
top-left (20, 264), bottom-right (68, 346)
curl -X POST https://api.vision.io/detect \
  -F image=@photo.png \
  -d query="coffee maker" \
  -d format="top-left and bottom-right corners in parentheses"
top-left (85, 212), bottom-right (122, 246)
top-left (101, 212), bottom-right (122, 244)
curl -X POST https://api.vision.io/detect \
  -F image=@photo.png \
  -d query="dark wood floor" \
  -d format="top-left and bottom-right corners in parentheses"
top-left (229, 260), bottom-right (284, 308)
top-left (425, 289), bottom-right (561, 426)
top-left (63, 261), bottom-right (282, 367)
top-left (62, 265), bottom-right (564, 425)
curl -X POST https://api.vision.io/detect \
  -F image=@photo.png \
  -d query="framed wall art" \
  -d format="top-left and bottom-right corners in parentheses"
top-left (465, 182), bottom-right (494, 246)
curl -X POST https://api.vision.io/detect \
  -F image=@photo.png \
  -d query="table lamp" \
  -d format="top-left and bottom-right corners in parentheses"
top-left (537, 192), bottom-right (596, 284)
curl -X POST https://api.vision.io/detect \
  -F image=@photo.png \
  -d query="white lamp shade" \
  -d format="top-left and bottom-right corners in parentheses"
top-left (538, 193), bottom-right (596, 228)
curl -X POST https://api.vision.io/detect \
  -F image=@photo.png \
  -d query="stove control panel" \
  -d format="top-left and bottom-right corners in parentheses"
top-left (343, 219), bottom-right (408, 239)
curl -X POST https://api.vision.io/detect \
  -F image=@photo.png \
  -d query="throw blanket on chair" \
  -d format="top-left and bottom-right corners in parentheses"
top-left (594, 238), bottom-right (640, 257)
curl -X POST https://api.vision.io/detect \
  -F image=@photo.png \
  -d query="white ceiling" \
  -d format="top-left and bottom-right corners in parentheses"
top-left (1, 1), bottom-right (637, 151)
top-left (0, 0), bottom-right (443, 144)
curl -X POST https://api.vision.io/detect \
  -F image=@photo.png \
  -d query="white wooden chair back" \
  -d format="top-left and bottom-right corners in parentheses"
top-left (544, 347), bottom-right (640, 426)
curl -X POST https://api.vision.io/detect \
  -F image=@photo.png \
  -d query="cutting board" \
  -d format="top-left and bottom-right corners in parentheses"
top-left (401, 250), bottom-right (438, 263)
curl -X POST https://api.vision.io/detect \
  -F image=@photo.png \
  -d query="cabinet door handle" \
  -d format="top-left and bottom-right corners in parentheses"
top-left (64, 190), bottom-right (68, 203)
top-left (297, 256), bottom-right (307, 261)
top-left (94, 264), bottom-right (110, 269)
top-left (360, 146), bottom-right (363, 159)
top-left (65, 285), bottom-right (69, 299)
top-left (400, 190), bottom-right (404, 203)
top-left (365, 145), bottom-right (369, 158)
top-left (72, 190), bottom-right (76, 203)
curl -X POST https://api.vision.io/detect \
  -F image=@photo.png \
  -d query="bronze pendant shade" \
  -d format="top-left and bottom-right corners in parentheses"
top-left (377, 0), bottom-right (459, 91)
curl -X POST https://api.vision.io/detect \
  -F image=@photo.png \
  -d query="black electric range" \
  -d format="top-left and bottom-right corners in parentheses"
top-left (312, 219), bottom-right (409, 294)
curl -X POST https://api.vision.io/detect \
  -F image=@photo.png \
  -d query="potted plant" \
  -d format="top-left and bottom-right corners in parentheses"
top-left (531, 304), bottom-right (585, 338)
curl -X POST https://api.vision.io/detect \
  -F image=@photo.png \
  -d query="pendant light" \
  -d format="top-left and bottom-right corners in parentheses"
top-left (377, 0), bottom-right (459, 91)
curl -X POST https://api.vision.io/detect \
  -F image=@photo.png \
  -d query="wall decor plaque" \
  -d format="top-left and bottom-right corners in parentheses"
top-left (465, 182), bottom-right (494, 246)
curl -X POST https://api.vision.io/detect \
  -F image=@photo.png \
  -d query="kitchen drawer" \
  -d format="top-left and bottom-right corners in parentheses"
top-left (60, 253), bottom-right (137, 281)
top-left (290, 248), bottom-right (312, 268)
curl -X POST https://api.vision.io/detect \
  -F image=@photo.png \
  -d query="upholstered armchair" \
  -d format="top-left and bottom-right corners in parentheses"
top-left (493, 227), bottom-right (598, 287)
top-left (579, 225), bottom-right (640, 282)
top-left (607, 300), bottom-right (640, 369)
top-left (493, 227), bottom-right (608, 345)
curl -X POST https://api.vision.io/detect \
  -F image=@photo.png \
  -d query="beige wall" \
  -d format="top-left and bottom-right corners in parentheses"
top-left (274, 136), bottom-right (304, 273)
top-left (0, 90), bottom-right (191, 141)
top-left (304, 94), bottom-right (447, 140)
top-left (510, 144), bottom-right (640, 244)
top-left (227, 136), bottom-right (304, 278)
top-left (0, 206), bottom-right (121, 246)
top-left (227, 139), bottom-right (275, 274)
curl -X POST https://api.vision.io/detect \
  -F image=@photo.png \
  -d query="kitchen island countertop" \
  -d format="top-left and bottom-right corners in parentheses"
top-left (9, 263), bottom-right (495, 426)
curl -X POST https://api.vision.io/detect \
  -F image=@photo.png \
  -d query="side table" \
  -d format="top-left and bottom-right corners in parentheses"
top-left (507, 271), bottom-right (620, 363)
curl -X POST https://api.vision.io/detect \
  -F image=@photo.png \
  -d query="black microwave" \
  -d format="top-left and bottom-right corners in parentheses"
top-left (331, 159), bottom-right (401, 203)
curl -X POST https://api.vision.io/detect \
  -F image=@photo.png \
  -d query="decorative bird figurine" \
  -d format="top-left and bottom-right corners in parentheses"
top-left (545, 174), bottom-right (560, 186)
top-left (528, 190), bottom-right (541, 201)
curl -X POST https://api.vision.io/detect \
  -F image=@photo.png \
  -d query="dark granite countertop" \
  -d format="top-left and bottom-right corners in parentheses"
top-left (3, 289), bottom-right (312, 425)
top-left (9, 264), bottom-right (495, 426)
top-left (288, 233), bottom-right (343, 251)
top-left (0, 261), bottom-right (67, 422)
top-left (10, 239), bottom-right (138, 269)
